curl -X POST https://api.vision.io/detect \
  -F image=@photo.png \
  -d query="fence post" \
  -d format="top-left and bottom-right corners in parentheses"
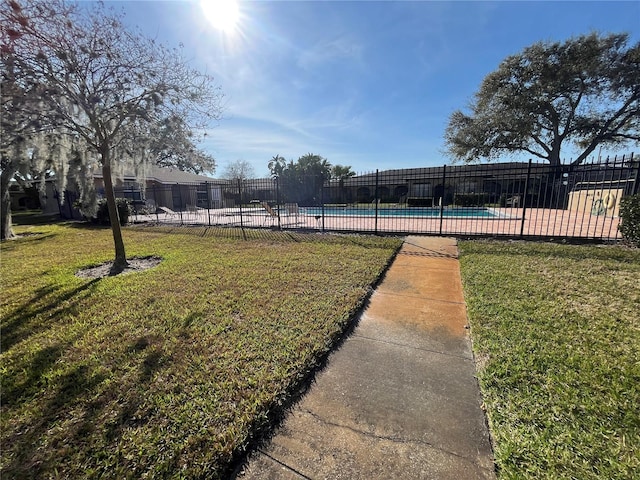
top-left (237, 179), bottom-right (244, 229)
top-left (152, 183), bottom-right (159, 223)
top-left (320, 178), bottom-right (325, 232)
top-left (520, 159), bottom-right (532, 237)
top-left (66, 191), bottom-right (74, 220)
top-left (631, 152), bottom-right (640, 196)
top-left (177, 183), bottom-right (184, 225)
top-left (275, 176), bottom-right (281, 230)
top-left (374, 169), bottom-right (379, 234)
top-left (439, 165), bottom-right (446, 235)
top-left (53, 187), bottom-right (63, 218)
top-left (206, 181), bottom-right (212, 226)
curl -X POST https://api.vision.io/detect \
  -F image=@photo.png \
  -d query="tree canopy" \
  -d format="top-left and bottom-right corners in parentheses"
top-left (331, 164), bottom-right (356, 180)
top-left (444, 32), bottom-right (640, 166)
top-left (1, 0), bottom-right (78, 239)
top-left (266, 153), bottom-right (355, 205)
top-left (1, 0), bottom-right (223, 269)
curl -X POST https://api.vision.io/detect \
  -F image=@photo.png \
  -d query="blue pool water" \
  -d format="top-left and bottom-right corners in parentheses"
top-left (303, 207), bottom-right (501, 218)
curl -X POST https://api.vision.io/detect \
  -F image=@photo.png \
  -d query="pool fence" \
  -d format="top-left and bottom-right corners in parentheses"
top-left (123, 154), bottom-right (638, 241)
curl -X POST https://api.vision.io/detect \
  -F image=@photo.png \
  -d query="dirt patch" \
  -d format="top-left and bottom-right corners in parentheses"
top-left (75, 256), bottom-right (162, 279)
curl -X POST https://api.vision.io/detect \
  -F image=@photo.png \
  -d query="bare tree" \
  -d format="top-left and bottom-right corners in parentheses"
top-left (2, 0), bottom-right (223, 271)
top-left (221, 159), bottom-right (255, 181)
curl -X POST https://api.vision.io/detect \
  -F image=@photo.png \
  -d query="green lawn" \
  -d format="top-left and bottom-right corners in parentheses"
top-left (1, 223), bottom-right (401, 479)
top-left (459, 241), bottom-right (640, 480)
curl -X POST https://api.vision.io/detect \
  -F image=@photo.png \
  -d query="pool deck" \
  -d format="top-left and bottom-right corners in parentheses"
top-left (132, 206), bottom-right (621, 240)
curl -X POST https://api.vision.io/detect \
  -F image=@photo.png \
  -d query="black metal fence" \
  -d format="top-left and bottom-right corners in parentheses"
top-left (124, 153), bottom-right (638, 241)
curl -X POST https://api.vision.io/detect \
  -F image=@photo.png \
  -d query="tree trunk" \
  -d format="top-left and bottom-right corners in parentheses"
top-left (1, 167), bottom-right (17, 240)
top-left (101, 148), bottom-right (128, 274)
top-left (548, 141), bottom-right (562, 167)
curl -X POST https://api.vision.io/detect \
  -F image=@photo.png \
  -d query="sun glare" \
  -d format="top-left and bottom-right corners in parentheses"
top-left (200, 0), bottom-right (240, 33)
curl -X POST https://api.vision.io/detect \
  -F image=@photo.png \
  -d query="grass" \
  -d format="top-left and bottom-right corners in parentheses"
top-left (459, 240), bottom-right (640, 480)
top-left (1, 223), bottom-right (402, 479)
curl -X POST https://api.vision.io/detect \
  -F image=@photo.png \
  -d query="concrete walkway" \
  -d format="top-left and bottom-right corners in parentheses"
top-left (238, 236), bottom-right (496, 479)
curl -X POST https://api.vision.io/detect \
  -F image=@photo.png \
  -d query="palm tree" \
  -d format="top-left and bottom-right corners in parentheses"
top-left (331, 165), bottom-right (356, 181)
top-left (268, 154), bottom-right (286, 176)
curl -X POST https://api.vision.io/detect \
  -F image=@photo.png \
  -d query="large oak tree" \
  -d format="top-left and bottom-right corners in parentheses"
top-left (444, 32), bottom-right (640, 166)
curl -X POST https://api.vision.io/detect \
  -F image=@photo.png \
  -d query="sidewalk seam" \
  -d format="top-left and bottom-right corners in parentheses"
top-left (302, 409), bottom-right (491, 474)
top-left (373, 289), bottom-right (466, 306)
top-left (351, 333), bottom-right (473, 361)
top-left (388, 264), bottom-right (461, 273)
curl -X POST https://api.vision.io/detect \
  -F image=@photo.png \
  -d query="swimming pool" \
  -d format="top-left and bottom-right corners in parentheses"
top-left (303, 207), bottom-right (505, 218)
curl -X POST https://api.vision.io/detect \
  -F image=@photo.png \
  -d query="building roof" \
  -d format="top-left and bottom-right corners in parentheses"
top-left (93, 164), bottom-right (228, 185)
top-left (338, 162), bottom-right (536, 185)
top-left (144, 165), bottom-right (225, 184)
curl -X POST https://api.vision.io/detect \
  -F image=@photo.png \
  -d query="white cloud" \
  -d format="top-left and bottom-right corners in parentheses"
top-left (297, 35), bottom-right (365, 72)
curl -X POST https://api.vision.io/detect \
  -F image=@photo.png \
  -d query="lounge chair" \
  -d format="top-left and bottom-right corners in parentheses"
top-left (158, 206), bottom-right (179, 219)
top-left (506, 195), bottom-right (521, 207)
top-left (262, 202), bottom-right (278, 226)
top-left (285, 203), bottom-right (306, 222)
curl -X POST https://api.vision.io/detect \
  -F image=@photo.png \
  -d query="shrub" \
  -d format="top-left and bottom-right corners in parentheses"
top-left (618, 194), bottom-right (640, 247)
top-left (92, 198), bottom-right (132, 226)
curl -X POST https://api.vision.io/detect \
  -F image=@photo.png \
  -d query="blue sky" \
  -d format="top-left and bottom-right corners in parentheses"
top-left (112, 1), bottom-right (640, 177)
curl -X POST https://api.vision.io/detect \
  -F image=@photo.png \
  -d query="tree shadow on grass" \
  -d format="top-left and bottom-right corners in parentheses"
top-left (65, 221), bottom-right (112, 231)
top-left (1, 278), bottom-right (101, 353)
top-left (3, 363), bottom-right (107, 479)
top-left (11, 212), bottom-right (62, 226)
top-left (1, 343), bottom-right (65, 408)
top-left (2, 335), bottom-right (172, 479)
top-left (0, 232), bottom-right (58, 252)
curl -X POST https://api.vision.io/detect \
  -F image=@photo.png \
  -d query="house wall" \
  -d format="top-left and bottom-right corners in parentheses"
top-left (144, 185), bottom-right (173, 210)
top-left (135, 181), bottom-right (224, 210)
top-left (209, 185), bottom-right (223, 209)
top-left (9, 186), bottom-right (39, 211)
